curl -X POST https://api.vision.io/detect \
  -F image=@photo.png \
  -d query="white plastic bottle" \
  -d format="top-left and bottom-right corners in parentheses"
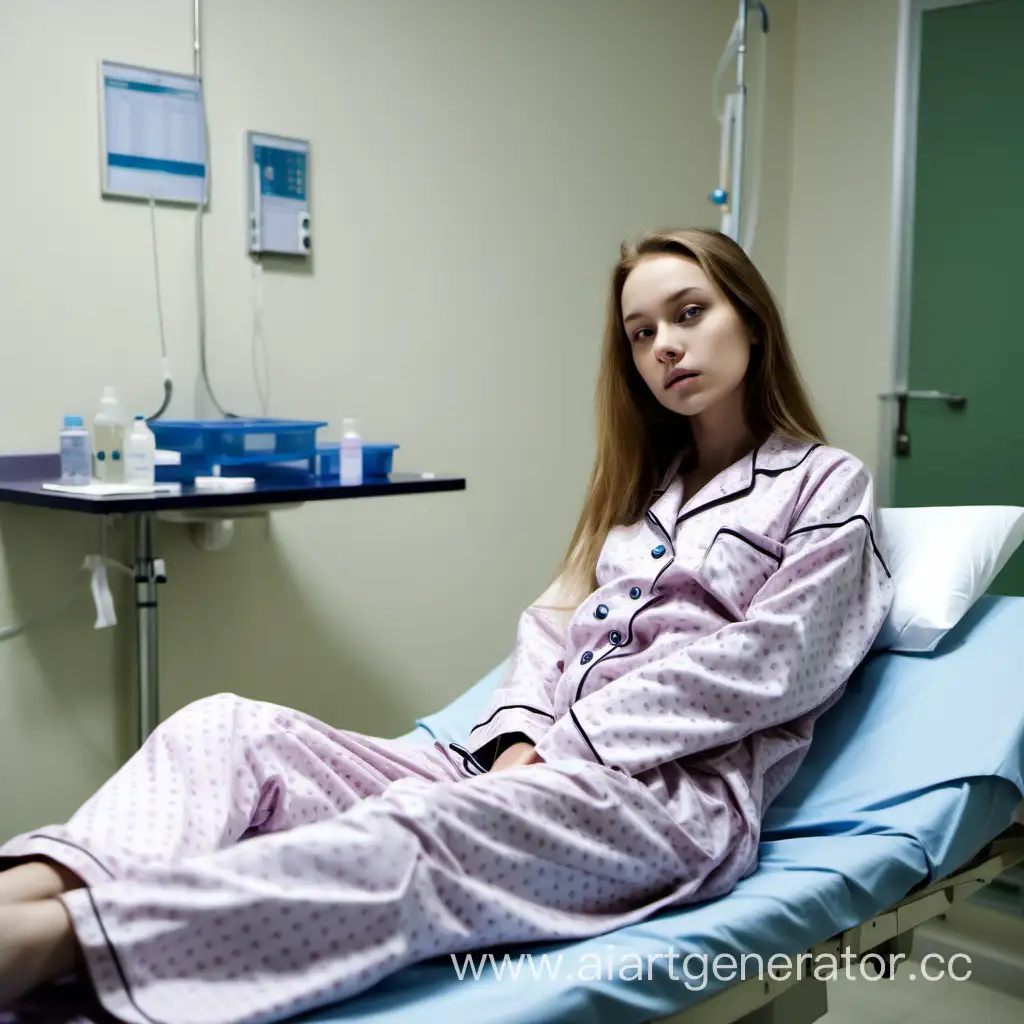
top-left (126, 415), bottom-right (156, 486)
top-left (59, 415), bottom-right (92, 486)
top-left (340, 417), bottom-right (363, 485)
top-left (93, 386), bottom-right (127, 483)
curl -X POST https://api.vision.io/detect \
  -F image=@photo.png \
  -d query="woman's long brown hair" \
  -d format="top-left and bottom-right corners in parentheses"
top-left (549, 227), bottom-right (825, 607)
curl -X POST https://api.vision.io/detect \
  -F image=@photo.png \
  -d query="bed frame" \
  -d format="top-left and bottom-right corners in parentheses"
top-left (656, 821), bottom-right (1024, 1024)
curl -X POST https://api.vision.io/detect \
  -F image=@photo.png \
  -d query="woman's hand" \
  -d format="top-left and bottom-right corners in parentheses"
top-left (490, 742), bottom-right (543, 772)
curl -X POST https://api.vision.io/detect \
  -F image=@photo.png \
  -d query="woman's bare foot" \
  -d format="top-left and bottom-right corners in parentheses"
top-left (0, 901), bottom-right (79, 1008)
top-left (0, 861), bottom-right (83, 904)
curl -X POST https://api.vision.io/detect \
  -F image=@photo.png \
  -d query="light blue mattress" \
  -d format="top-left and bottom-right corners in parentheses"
top-left (6, 599), bottom-right (1022, 1024)
top-left (302, 595), bottom-right (1024, 1024)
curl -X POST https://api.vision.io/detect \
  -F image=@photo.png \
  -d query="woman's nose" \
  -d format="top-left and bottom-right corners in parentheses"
top-left (653, 326), bottom-right (683, 360)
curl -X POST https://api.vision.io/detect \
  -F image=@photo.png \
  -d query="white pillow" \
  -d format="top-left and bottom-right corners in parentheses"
top-left (873, 506), bottom-right (1024, 653)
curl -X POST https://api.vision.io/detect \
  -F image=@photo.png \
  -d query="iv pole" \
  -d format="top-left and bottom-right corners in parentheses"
top-left (731, 0), bottom-right (748, 243)
top-left (711, 0), bottom-right (768, 247)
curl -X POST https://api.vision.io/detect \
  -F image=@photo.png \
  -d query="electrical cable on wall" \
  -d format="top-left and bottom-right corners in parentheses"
top-left (193, 0), bottom-right (239, 420)
top-left (147, 196), bottom-right (173, 421)
top-left (251, 258), bottom-right (271, 415)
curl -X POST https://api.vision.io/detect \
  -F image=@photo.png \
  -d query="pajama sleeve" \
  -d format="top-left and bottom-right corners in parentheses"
top-left (534, 460), bottom-right (894, 777)
top-left (467, 579), bottom-right (570, 762)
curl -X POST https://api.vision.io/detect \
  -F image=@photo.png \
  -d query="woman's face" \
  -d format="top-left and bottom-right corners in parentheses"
top-left (621, 255), bottom-right (752, 423)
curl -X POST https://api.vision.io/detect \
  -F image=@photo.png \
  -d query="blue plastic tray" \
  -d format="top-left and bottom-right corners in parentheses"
top-left (149, 419), bottom-right (326, 458)
top-left (150, 418), bottom-right (399, 483)
top-left (198, 444), bottom-right (400, 484)
top-left (315, 443), bottom-right (398, 479)
top-left (150, 418), bottom-right (328, 481)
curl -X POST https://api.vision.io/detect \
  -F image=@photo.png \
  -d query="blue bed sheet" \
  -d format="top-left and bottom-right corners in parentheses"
top-left (300, 595), bottom-right (1024, 1024)
top-left (6, 599), bottom-right (1022, 1024)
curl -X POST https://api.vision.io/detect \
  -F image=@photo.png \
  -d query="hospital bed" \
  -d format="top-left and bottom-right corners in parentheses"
top-left (5, 595), bottom-right (1024, 1024)
top-left (310, 592), bottom-right (1024, 1024)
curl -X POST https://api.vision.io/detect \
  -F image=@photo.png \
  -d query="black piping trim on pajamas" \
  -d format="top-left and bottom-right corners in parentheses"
top-left (569, 520), bottom-right (678, 700)
top-left (26, 833), bottom-right (117, 881)
top-left (468, 704), bottom-right (555, 734)
top-left (646, 508), bottom-right (675, 555)
top-left (566, 594), bottom-right (668, 757)
top-left (447, 742), bottom-right (490, 776)
top-left (785, 514), bottom-right (891, 578)
top-left (566, 548), bottom-right (676, 757)
top-left (568, 707), bottom-right (605, 765)
top-left (676, 443), bottom-right (822, 527)
top-left (572, 590), bottom-right (669, 704)
top-left (703, 527), bottom-right (783, 565)
top-left (84, 886), bottom-right (165, 1024)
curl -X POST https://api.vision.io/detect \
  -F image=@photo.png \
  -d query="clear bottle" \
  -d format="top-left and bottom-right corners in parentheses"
top-left (340, 417), bottom-right (363, 485)
top-left (126, 415), bottom-right (156, 486)
top-left (93, 386), bottom-right (127, 483)
top-left (60, 415), bottom-right (92, 486)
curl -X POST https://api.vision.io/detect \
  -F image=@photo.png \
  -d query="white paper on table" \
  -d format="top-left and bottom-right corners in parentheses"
top-left (42, 481), bottom-right (181, 497)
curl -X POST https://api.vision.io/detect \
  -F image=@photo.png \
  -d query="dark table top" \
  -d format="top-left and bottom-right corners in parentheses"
top-left (0, 455), bottom-right (466, 515)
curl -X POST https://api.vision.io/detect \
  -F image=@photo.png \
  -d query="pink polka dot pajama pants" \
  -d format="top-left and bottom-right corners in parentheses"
top-left (0, 694), bottom-right (709, 1024)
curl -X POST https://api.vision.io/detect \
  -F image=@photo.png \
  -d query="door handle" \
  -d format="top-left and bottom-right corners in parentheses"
top-left (878, 390), bottom-right (967, 457)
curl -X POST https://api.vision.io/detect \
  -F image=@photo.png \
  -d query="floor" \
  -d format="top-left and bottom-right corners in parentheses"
top-left (821, 956), bottom-right (1024, 1024)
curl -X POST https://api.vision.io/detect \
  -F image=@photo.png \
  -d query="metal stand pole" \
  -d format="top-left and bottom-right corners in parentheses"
top-left (731, 0), bottom-right (749, 244)
top-left (134, 513), bottom-right (165, 747)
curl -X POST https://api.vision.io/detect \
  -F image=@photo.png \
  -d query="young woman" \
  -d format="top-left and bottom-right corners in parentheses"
top-left (0, 227), bottom-right (892, 1023)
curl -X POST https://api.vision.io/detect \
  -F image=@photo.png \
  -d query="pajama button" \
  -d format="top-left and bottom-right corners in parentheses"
top-left (581, 651), bottom-right (594, 664)
top-left (609, 630), bottom-right (623, 645)
top-left (629, 587), bottom-right (641, 599)
top-left (651, 544), bottom-right (666, 558)
top-left (594, 604), bottom-right (609, 619)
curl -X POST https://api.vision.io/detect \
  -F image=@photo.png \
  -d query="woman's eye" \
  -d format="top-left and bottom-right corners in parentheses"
top-left (679, 305), bottom-right (704, 322)
top-left (632, 327), bottom-right (654, 342)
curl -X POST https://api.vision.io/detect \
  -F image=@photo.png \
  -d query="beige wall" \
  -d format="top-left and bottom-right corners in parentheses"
top-left (784, 0), bottom-right (902, 487)
top-left (0, 0), bottom-right (800, 836)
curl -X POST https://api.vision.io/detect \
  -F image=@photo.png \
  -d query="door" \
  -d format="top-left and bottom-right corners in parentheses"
top-left (894, 0), bottom-right (1024, 595)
